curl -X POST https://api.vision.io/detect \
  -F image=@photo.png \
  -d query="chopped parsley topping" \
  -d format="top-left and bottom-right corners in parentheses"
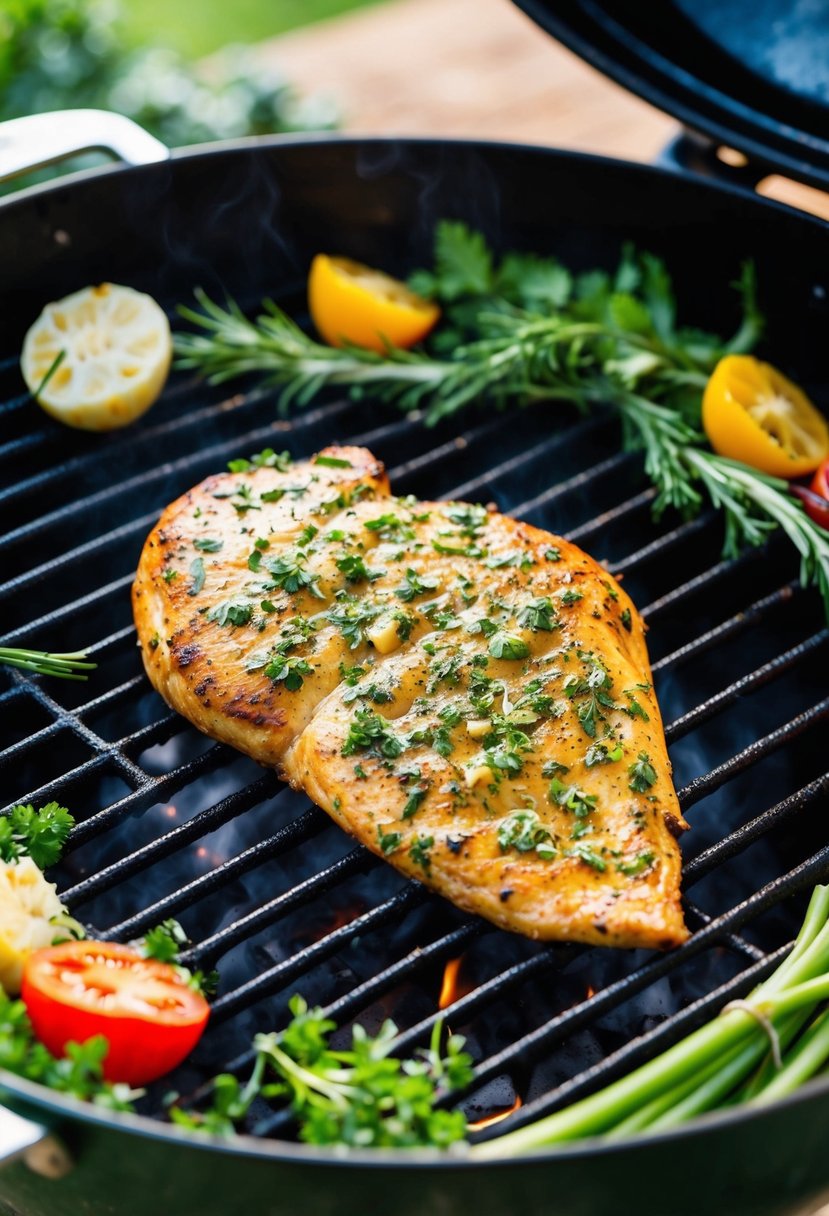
top-left (541, 760), bottom-right (570, 778)
top-left (488, 632), bottom-right (530, 661)
top-left (497, 809), bottom-right (555, 860)
top-left (193, 537), bottom-right (223, 552)
top-left (562, 651), bottom-right (616, 737)
top-left (620, 608), bottom-right (632, 632)
top-left (409, 834), bottom-right (434, 873)
top-left (484, 550), bottom-right (534, 571)
top-left (548, 777), bottom-right (598, 824)
top-left (337, 554), bottom-right (384, 584)
top-left (188, 557), bottom-right (205, 596)
top-left (206, 600), bottom-right (253, 627)
top-left (565, 843), bottom-right (606, 871)
top-left (324, 595), bottom-right (383, 649)
top-left (395, 568), bottom-right (440, 602)
top-left (342, 709), bottom-right (405, 759)
top-left (227, 448), bottom-right (292, 473)
top-left (162, 568), bottom-right (178, 583)
top-left (559, 588), bottom-right (583, 606)
top-left (428, 652), bottom-right (463, 693)
top-left (402, 779), bottom-right (428, 820)
top-left (342, 681), bottom-right (394, 706)
top-left (545, 547), bottom-right (561, 562)
top-left (392, 610), bottom-right (416, 642)
top-left (617, 850), bottom-right (656, 876)
top-left (622, 690), bottom-right (650, 722)
top-left (264, 654), bottom-right (313, 691)
top-left (314, 454), bottom-right (353, 469)
top-left (262, 550), bottom-right (324, 598)
top-left (628, 752), bottom-right (657, 793)
top-left (377, 826), bottom-right (402, 855)
top-left (516, 597), bottom-right (559, 632)
top-left (585, 738), bottom-right (624, 767)
top-left (432, 538), bottom-right (484, 558)
top-left (365, 514), bottom-right (415, 541)
top-left (445, 503), bottom-right (488, 535)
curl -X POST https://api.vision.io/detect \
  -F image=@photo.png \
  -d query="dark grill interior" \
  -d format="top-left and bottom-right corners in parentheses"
top-left (2, 268), bottom-right (829, 1146)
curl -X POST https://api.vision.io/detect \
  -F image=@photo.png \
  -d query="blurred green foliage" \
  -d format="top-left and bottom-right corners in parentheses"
top-left (0, 0), bottom-right (339, 149)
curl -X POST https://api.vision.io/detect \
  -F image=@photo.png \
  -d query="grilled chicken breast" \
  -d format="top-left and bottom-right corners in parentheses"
top-left (133, 445), bottom-right (688, 949)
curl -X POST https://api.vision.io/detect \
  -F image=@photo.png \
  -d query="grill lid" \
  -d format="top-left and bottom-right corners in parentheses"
top-left (514, 0), bottom-right (829, 189)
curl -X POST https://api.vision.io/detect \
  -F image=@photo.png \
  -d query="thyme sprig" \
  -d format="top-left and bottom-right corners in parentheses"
top-left (174, 224), bottom-right (829, 621)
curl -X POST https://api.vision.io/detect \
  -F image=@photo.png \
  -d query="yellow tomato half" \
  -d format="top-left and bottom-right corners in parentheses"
top-left (702, 354), bottom-right (829, 478)
top-left (308, 254), bottom-right (440, 353)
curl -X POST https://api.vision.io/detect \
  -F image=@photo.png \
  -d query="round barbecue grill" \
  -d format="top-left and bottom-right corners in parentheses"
top-left (1, 9), bottom-right (829, 1216)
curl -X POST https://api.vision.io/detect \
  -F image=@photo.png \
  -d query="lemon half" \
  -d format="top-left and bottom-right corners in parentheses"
top-left (21, 283), bottom-right (172, 432)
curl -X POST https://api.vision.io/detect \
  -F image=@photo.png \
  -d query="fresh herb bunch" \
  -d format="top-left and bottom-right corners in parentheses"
top-left (176, 222), bottom-right (829, 619)
top-left (141, 918), bottom-right (218, 998)
top-left (0, 990), bottom-right (136, 1111)
top-left (474, 883), bottom-right (829, 1156)
top-left (0, 802), bottom-right (74, 869)
top-left (171, 994), bottom-right (473, 1145)
top-left (0, 647), bottom-right (96, 681)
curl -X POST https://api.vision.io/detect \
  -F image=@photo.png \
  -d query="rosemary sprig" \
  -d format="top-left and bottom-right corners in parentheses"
top-left (174, 226), bottom-right (829, 622)
top-left (0, 647), bottom-right (96, 681)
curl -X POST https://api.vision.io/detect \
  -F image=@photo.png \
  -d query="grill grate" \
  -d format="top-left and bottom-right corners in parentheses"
top-left (1, 303), bottom-right (828, 1145)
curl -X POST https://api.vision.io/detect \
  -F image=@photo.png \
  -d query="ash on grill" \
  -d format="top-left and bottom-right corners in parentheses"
top-left (1, 303), bottom-right (828, 1141)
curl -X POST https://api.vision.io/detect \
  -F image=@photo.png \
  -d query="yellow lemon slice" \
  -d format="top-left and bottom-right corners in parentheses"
top-left (308, 254), bottom-right (440, 353)
top-left (21, 283), bottom-right (172, 432)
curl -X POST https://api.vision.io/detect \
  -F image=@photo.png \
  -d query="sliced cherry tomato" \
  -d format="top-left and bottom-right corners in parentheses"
top-left (21, 941), bottom-right (209, 1085)
top-left (702, 355), bottom-right (829, 478)
top-left (308, 254), bottom-right (440, 353)
top-left (811, 458), bottom-right (829, 502)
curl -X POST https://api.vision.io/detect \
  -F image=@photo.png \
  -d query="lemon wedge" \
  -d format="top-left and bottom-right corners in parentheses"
top-left (21, 283), bottom-right (172, 432)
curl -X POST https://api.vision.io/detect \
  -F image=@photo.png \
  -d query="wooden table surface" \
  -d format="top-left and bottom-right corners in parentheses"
top-left (260, 0), bottom-right (829, 220)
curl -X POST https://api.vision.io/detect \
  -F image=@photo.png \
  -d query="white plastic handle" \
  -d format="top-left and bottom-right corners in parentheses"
top-left (0, 109), bottom-right (169, 184)
top-left (0, 1104), bottom-right (72, 1178)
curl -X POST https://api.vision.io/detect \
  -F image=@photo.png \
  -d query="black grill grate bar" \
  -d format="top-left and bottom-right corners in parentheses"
top-left (683, 901), bottom-right (766, 961)
top-left (102, 807), bottom-right (328, 940)
top-left (650, 582), bottom-right (800, 672)
top-left (0, 374), bottom-right (205, 476)
top-left (682, 773), bottom-right (829, 887)
top-left (607, 513), bottom-right (717, 577)
top-left (0, 392), bottom-right (362, 550)
top-left (61, 773), bottom-right (275, 906)
top-left (178, 847), bottom-right (371, 968)
top-left (642, 549), bottom-right (768, 621)
top-left (512, 449), bottom-right (638, 520)
top-left (0, 431), bottom-right (50, 463)
top-left (385, 416), bottom-right (510, 486)
top-left (664, 631), bottom-right (829, 744)
top-left (0, 510), bottom-right (162, 603)
top-left (0, 382), bottom-right (348, 515)
top-left (63, 744), bottom-right (226, 850)
top-left (477, 942), bottom-right (789, 1139)
top-left (566, 487), bottom-right (657, 545)
top-left (677, 698), bottom-right (829, 811)
top-left (250, 921), bottom-right (491, 1138)
top-left (1, 573), bottom-right (133, 647)
top-left (443, 414), bottom-right (610, 502)
top-left (206, 921), bottom-right (486, 1126)
top-left (209, 885), bottom-right (427, 1024)
top-left (451, 845), bottom-right (829, 1105)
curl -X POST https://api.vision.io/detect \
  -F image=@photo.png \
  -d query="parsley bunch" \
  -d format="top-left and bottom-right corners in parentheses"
top-left (176, 221), bottom-right (829, 621)
top-left (0, 802), bottom-right (74, 869)
top-left (171, 994), bottom-right (473, 1146)
top-left (0, 992), bottom-right (136, 1111)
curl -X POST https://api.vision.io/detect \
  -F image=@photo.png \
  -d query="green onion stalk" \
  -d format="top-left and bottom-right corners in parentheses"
top-left (472, 885), bottom-right (829, 1158)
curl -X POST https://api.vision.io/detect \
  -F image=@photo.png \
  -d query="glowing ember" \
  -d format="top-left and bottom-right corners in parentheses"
top-left (586, 984), bottom-right (596, 999)
top-left (467, 1095), bottom-right (522, 1131)
top-left (438, 956), bottom-right (466, 1009)
top-left (165, 805), bottom-right (177, 819)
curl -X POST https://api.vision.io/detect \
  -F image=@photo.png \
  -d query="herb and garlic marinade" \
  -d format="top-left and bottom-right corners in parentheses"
top-left (133, 446), bottom-right (687, 950)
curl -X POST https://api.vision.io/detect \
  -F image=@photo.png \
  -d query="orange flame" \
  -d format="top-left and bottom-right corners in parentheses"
top-left (439, 957), bottom-right (467, 1010)
top-left (586, 984), bottom-right (596, 1000)
top-left (468, 1095), bottom-right (523, 1131)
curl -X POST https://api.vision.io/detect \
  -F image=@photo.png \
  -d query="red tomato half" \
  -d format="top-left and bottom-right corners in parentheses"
top-left (21, 941), bottom-right (209, 1085)
top-left (811, 458), bottom-right (829, 503)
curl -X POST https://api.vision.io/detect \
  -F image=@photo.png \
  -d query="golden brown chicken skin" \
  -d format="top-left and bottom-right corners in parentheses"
top-left (133, 445), bottom-right (688, 949)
